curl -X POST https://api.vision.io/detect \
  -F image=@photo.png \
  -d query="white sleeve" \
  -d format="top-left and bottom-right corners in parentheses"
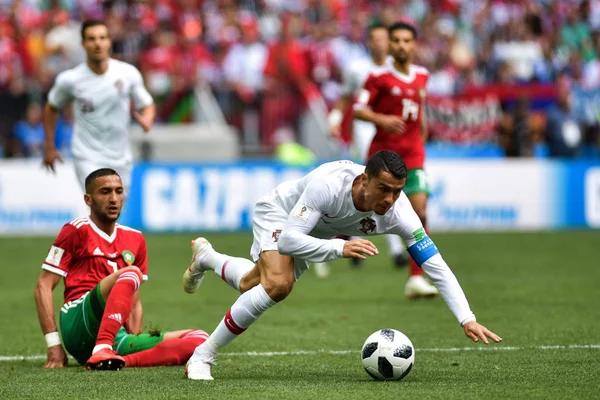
top-left (129, 66), bottom-right (154, 110)
top-left (392, 194), bottom-right (476, 325)
top-left (277, 179), bottom-right (346, 263)
top-left (47, 72), bottom-right (73, 109)
top-left (340, 65), bottom-right (356, 97)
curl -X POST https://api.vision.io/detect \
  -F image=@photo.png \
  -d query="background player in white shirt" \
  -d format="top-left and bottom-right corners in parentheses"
top-left (182, 150), bottom-right (502, 380)
top-left (328, 24), bottom-right (410, 271)
top-left (43, 20), bottom-right (155, 195)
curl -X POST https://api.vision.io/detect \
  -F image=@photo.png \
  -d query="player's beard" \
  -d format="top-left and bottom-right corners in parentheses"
top-left (92, 203), bottom-right (121, 223)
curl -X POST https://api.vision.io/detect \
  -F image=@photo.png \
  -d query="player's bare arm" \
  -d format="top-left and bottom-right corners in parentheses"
top-left (133, 103), bottom-right (156, 133)
top-left (34, 270), bottom-right (68, 368)
top-left (328, 95), bottom-right (350, 138)
top-left (354, 107), bottom-right (406, 134)
top-left (420, 99), bottom-right (429, 141)
top-left (42, 103), bottom-right (63, 172)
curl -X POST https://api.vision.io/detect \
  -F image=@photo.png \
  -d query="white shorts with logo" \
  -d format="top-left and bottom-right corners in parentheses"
top-left (74, 158), bottom-right (132, 196)
top-left (250, 198), bottom-right (311, 281)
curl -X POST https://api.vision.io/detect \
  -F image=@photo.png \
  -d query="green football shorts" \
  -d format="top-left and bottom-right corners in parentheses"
top-left (404, 168), bottom-right (430, 196)
top-left (59, 284), bottom-right (165, 365)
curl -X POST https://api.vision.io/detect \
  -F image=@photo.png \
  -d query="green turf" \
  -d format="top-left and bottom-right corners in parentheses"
top-left (1, 231), bottom-right (599, 399)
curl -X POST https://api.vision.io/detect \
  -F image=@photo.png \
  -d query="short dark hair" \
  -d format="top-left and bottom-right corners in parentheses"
top-left (388, 21), bottom-right (417, 39)
top-left (85, 168), bottom-right (120, 194)
top-left (368, 23), bottom-right (387, 35)
top-left (365, 150), bottom-right (407, 180)
top-left (81, 19), bottom-right (108, 40)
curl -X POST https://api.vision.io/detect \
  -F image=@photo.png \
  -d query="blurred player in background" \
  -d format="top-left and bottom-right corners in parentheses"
top-left (354, 22), bottom-right (437, 299)
top-left (182, 151), bottom-right (501, 380)
top-left (34, 169), bottom-right (207, 370)
top-left (328, 23), bottom-right (409, 270)
top-left (43, 20), bottom-right (155, 196)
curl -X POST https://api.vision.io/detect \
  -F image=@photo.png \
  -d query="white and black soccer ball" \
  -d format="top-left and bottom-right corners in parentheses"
top-left (361, 328), bottom-right (415, 381)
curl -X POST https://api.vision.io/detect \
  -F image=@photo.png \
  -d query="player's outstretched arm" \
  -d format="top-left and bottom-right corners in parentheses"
top-left (133, 103), bottom-right (156, 132)
top-left (463, 321), bottom-right (502, 344)
top-left (34, 270), bottom-right (68, 368)
top-left (42, 103), bottom-right (63, 172)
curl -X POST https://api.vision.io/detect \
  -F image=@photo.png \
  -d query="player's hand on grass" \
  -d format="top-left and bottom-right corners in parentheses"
top-left (43, 147), bottom-right (63, 173)
top-left (45, 345), bottom-right (68, 368)
top-left (377, 115), bottom-right (405, 134)
top-left (463, 321), bottom-right (502, 344)
top-left (133, 111), bottom-right (153, 132)
top-left (343, 238), bottom-right (379, 260)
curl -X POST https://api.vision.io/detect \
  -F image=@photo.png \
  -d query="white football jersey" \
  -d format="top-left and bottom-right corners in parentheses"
top-left (270, 160), bottom-right (475, 325)
top-left (341, 56), bottom-right (378, 97)
top-left (269, 160), bottom-right (422, 242)
top-left (48, 58), bottom-right (153, 164)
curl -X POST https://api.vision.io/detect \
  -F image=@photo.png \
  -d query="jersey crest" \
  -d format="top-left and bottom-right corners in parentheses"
top-left (358, 217), bottom-right (376, 234)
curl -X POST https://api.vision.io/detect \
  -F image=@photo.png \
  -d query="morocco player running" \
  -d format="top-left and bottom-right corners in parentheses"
top-left (182, 151), bottom-right (502, 380)
top-left (43, 19), bottom-right (155, 195)
top-left (34, 169), bottom-right (207, 370)
top-left (354, 22), bottom-right (437, 299)
top-left (329, 23), bottom-right (409, 269)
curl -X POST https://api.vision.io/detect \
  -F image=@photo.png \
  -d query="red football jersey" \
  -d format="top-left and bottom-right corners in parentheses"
top-left (42, 218), bottom-right (148, 304)
top-left (357, 63), bottom-right (429, 169)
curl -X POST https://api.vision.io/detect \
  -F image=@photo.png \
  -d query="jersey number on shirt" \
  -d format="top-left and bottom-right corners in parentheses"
top-left (402, 99), bottom-right (419, 121)
top-left (107, 260), bottom-right (118, 273)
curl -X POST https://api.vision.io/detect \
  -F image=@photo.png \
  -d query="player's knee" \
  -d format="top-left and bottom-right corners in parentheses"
top-left (119, 266), bottom-right (143, 287)
top-left (263, 277), bottom-right (294, 302)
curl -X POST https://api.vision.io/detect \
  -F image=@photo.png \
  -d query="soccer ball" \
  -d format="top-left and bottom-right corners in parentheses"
top-left (361, 329), bottom-right (415, 381)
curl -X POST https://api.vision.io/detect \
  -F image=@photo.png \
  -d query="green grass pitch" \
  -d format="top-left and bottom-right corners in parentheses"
top-left (1, 231), bottom-right (599, 399)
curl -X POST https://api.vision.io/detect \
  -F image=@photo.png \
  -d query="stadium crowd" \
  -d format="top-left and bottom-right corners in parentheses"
top-left (0, 0), bottom-right (599, 158)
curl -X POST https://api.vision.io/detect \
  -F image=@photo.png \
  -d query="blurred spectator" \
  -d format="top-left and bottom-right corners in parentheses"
top-left (499, 96), bottom-right (533, 158)
top-left (13, 102), bottom-right (45, 157)
top-left (0, 0), bottom-right (598, 159)
top-left (261, 13), bottom-right (316, 150)
top-left (546, 87), bottom-right (584, 158)
top-left (223, 13), bottom-right (267, 150)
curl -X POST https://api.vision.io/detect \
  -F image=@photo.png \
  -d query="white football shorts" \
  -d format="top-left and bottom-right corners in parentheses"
top-left (250, 198), bottom-right (311, 281)
top-left (74, 158), bottom-right (132, 196)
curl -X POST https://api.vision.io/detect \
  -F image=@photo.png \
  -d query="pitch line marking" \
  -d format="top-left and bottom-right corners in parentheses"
top-left (1, 344), bottom-right (598, 362)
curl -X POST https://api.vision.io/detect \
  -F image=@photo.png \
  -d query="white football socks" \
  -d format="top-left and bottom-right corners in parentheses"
top-left (213, 256), bottom-right (255, 292)
top-left (200, 284), bottom-right (276, 355)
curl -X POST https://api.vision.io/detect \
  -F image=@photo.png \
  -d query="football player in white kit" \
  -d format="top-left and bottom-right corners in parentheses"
top-left (182, 150), bottom-right (502, 380)
top-left (328, 24), bottom-right (411, 271)
top-left (43, 20), bottom-right (155, 196)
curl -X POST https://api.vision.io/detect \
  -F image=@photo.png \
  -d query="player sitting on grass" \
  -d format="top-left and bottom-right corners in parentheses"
top-left (34, 168), bottom-right (207, 370)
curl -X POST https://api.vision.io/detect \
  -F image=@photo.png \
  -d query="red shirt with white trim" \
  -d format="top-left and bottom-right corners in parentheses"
top-left (42, 218), bottom-right (148, 304)
top-left (356, 62), bottom-right (429, 169)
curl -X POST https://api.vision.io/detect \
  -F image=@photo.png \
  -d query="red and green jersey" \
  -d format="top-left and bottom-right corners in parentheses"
top-left (42, 218), bottom-right (148, 304)
top-left (356, 62), bottom-right (429, 169)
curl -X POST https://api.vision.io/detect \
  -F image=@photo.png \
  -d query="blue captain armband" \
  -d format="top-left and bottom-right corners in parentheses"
top-left (407, 235), bottom-right (439, 267)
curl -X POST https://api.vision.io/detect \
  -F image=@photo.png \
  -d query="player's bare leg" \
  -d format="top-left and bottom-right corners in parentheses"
top-left (186, 251), bottom-right (293, 380)
top-left (86, 266), bottom-right (143, 370)
top-left (404, 192), bottom-right (438, 300)
top-left (183, 237), bottom-right (256, 293)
